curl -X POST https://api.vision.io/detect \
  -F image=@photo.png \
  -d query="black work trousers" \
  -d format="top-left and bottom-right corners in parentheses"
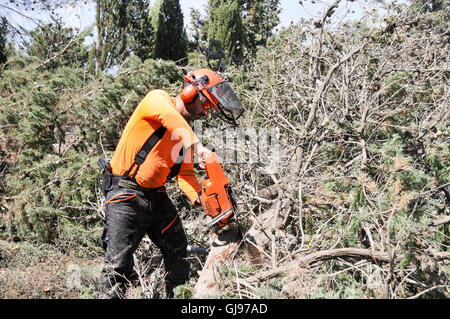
top-left (99, 183), bottom-right (189, 299)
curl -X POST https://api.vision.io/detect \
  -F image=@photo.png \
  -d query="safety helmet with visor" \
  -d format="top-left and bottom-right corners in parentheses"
top-left (180, 69), bottom-right (244, 124)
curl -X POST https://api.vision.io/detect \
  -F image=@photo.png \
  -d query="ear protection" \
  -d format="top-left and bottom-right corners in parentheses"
top-left (180, 73), bottom-right (199, 104)
top-left (180, 83), bottom-right (198, 104)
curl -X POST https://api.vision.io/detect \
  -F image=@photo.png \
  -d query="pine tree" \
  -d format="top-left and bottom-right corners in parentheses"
top-left (239, 0), bottom-right (280, 52)
top-left (188, 8), bottom-right (206, 47)
top-left (0, 1), bottom-right (85, 41)
top-left (207, 0), bottom-right (244, 64)
top-left (153, 0), bottom-right (188, 64)
top-left (24, 17), bottom-right (90, 69)
top-left (0, 17), bottom-right (8, 65)
top-left (128, 0), bottom-right (154, 63)
top-left (149, 0), bottom-right (162, 47)
top-left (95, 0), bottom-right (154, 74)
top-left (95, 0), bottom-right (127, 73)
top-left (411, 0), bottom-right (449, 12)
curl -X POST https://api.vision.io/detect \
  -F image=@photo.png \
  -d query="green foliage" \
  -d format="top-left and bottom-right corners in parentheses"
top-left (0, 0), bottom-right (449, 299)
top-left (55, 220), bottom-right (103, 258)
top-left (79, 286), bottom-right (98, 299)
top-left (426, 143), bottom-right (449, 184)
top-left (173, 284), bottom-right (194, 299)
top-left (0, 54), bottom-right (184, 244)
top-left (24, 17), bottom-right (90, 69)
top-left (94, 0), bottom-right (154, 73)
top-left (410, 0), bottom-right (450, 12)
top-left (382, 70), bottom-right (414, 106)
top-left (153, 0), bottom-right (188, 64)
top-left (256, 285), bottom-right (282, 298)
top-left (185, 0), bottom-right (280, 68)
top-left (239, 0), bottom-right (281, 53)
top-left (0, 17), bottom-right (8, 65)
top-left (207, 0), bottom-right (245, 64)
top-left (350, 183), bottom-right (366, 210)
top-left (0, 240), bottom-right (60, 268)
top-left (149, 0), bottom-right (163, 45)
top-left (324, 177), bottom-right (347, 193)
top-left (188, 8), bottom-right (207, 47)
top-left (128, 0), bottom-right (154, 63)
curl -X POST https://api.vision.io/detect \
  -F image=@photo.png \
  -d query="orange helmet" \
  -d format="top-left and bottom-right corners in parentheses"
top-left (180, 69), bottom-right (244, 124)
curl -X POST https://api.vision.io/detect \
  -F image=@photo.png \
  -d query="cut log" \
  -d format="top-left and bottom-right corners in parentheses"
top-left (242, 203), bottom-right (281, 265)
top-left (192, 227), bottom-right (242, 299)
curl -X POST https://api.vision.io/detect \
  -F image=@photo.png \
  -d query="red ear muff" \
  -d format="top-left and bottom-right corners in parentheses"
top-left (180, 84), bottom-right (198, 104)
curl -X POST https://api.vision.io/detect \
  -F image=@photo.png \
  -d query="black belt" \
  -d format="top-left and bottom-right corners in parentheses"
top-left (113, 175), bottom-right (166, 193)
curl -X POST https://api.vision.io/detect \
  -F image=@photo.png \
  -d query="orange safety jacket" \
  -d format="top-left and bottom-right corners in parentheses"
top-left (110, 89), bottom-right (202, 204)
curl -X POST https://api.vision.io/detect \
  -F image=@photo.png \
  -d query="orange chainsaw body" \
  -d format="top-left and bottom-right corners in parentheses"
top-left (199, 152), bottom-right (236, 228)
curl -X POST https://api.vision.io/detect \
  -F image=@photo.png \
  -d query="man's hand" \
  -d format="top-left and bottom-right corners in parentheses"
top-left (194, 198), bottom-right (202, 207)
top-left (194, 142), bottom-right (211, 170)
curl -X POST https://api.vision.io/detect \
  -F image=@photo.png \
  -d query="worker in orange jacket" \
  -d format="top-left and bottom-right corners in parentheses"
top-left (98, 69), bottom-right (244, 299)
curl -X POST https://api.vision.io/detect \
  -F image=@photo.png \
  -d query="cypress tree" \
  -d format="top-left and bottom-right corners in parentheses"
top-left (149, 0), bottom-right (162, 48)
top-left (95, 0), bottom-right (154, 74)
top-left (207, 0), bottom-right (244, 64)
top-left (95, 0), bottom-right (128, 73)
top-left (153, 0), bottom-right (187, 64)
top-left (128, 0), bottom-right (154, 63)
top-left (0, 17), bottom-right (8, 65)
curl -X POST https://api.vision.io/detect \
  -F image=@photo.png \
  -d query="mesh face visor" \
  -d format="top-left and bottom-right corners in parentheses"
top-left (209, 82), bottom-right (244, 123)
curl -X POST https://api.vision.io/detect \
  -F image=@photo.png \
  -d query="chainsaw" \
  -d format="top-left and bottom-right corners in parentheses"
top-left (199, 152), bottom-right (239, 228)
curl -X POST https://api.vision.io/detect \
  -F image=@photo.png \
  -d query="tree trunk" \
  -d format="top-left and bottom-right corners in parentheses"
top-left (192, 227), bottom-right (242, 299)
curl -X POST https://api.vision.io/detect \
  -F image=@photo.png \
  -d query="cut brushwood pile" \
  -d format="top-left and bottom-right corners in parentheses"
top-left (193, 197), bottom-right (450, 298)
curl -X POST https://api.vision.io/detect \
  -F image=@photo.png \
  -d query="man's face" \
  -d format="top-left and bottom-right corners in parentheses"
top-left (185, 94), bottom-right (210, 121)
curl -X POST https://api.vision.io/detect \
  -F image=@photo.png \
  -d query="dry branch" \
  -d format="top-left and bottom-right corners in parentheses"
top-left (298, 247), bottom-right (399, 265)
top-left (429, 216), bottom-right (450, 227)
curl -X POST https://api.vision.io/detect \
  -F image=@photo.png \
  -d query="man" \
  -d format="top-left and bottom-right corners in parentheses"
top-left (99, 68), bottom-right (244, 299)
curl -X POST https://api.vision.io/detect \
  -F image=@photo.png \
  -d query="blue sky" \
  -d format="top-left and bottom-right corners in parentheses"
top-left (180, 0), bottom-right (308, 26)
top-left (179, 0), bottom-right (378, 29)
top-left (6, 0), bottom-right (380, 35)
top-left (75, 0), bottom-right (373, 30)
top-left (55, 0), bottom-right (314, 31)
